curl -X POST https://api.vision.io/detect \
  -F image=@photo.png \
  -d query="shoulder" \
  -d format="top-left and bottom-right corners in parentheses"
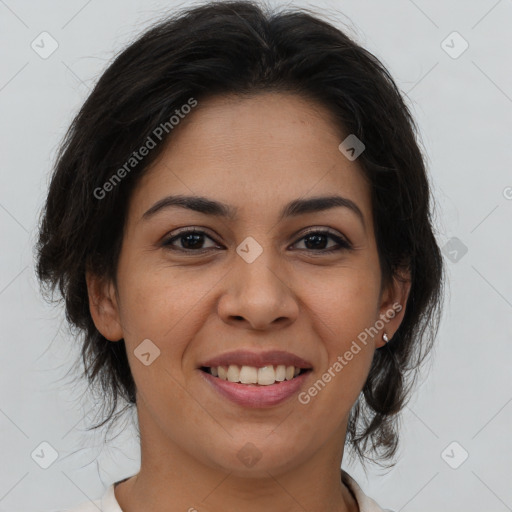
top-left (341, 469), bottom-right (396, 512)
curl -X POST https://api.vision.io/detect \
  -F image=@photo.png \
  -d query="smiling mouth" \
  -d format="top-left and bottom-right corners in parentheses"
top-left (200, 365), bottom-right (311, 386)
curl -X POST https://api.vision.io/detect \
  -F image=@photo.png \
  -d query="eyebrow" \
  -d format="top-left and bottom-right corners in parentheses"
top-left (142, 194), bottom-right (365, 228)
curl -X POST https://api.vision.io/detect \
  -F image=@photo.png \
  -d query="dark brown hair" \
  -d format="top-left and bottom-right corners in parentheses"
top-left (36, 0), bottom-right (444, 470)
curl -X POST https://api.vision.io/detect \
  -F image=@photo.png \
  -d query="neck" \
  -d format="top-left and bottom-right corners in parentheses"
top-left (115, 403), bottom-right (359, 512)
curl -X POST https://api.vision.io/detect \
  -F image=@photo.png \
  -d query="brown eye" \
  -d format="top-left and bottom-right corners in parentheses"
top-left (292, 230), bottom-right (352, 253)
top-left (162, 229), bottom-right (220, 252)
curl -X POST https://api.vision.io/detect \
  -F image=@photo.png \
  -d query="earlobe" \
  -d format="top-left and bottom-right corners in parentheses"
top-left (377, 269), bottom-right (411, 348)
top-left (85, 270), bottom-right (124, 342)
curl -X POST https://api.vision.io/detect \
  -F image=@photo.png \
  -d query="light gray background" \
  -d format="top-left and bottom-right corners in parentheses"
top-left (1, 0), bottom-right (511, 511)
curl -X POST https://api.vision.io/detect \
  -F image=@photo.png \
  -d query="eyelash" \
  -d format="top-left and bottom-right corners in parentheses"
top-left (161, 227), bottom-right (352, 254)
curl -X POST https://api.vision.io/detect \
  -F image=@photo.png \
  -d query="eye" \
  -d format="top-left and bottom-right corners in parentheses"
top-left (161, 227), bottom-right (352, 254)
top-left (162, 228), bottom-right (220, 252)
top-left (291, 229), bottom-right (352, 253)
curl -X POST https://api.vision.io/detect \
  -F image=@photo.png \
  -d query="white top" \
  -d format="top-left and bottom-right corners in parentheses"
top-left (64, 470), bottom-right (393, 512)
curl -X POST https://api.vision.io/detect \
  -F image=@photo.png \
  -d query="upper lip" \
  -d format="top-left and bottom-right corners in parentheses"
top-left (199, 350), bottom-right (313, 369)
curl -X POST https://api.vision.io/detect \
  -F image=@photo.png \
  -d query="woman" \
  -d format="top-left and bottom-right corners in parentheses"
top-left (36, 1), bottom-right (444, 511)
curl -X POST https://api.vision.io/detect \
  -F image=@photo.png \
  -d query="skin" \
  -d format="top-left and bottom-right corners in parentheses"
top-left (87, 92), bottom-right (411, 512)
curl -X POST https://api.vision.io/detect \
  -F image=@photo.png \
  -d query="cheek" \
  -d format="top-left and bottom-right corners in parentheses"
top-left (117, 261), bottom-right (214, 342)
top-left (297, 277), bottom-right (378, 426)
top-left (304, 266), bottom-right (381, 339)
top-left (300, 267), bottom-right (380, 391)
top-left (116, 269), bottom-right (201, 410)
top-left (115, 262), bottom-right (223, 402)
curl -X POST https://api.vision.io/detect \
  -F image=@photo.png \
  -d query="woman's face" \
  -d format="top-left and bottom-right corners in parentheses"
top-left (89, 92), bottom-right (408, 476)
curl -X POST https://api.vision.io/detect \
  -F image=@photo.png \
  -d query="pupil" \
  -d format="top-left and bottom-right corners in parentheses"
top-left (182, 233), bottom-right (203, 249)
top-left (305, 234), bottom-right (327, 250)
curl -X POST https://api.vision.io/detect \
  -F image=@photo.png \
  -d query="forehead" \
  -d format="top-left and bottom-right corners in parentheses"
top-left (131, 92), bottom-right (372, 226)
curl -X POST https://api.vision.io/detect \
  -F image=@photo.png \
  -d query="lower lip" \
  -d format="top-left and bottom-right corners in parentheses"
top-left (199, 369), bottom-right (311, 408)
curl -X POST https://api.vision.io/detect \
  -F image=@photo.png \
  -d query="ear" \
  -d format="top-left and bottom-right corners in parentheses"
top-left (376, 268), bottom-right (411, 348)
top-left (86, 270), bottom-right (124, 342)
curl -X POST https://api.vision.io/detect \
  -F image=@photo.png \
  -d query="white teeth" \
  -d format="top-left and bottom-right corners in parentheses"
top-left (218, 366), bottom-right (228, 380)
top-left (275, 364), bottom-right (286, 381)
top-left (227, 364), bottom-right (240, 383)
top-left (208, 364), bottom-right (304, 385)
top-left (239, 365), bottom-right (258, 384)
top-left (257, 366), bottom-right (276, 386)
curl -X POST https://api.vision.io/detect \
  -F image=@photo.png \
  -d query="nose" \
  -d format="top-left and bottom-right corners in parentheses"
top-left (217, 248), bottom-right (299, 331)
